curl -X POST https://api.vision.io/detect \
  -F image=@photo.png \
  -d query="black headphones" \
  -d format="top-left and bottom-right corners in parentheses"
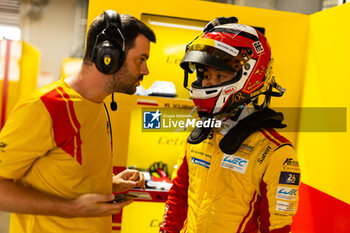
top-left (91, 10), bottom-right (125, 74)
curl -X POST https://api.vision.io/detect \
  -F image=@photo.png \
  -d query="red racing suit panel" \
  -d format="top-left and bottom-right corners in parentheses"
top-left (160, 155), bottom-right (189, 233)
top-left (160, 128), bottom-right (300, 233)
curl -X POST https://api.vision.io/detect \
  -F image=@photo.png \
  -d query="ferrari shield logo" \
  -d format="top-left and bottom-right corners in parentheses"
top-left (104, 56), bottom-right (111, 65)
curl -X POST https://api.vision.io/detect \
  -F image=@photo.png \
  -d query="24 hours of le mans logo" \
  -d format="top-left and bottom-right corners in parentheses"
top-left (143, 110), bottom-right (161, 129)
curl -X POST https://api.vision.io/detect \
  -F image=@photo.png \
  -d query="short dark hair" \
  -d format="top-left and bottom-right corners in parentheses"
top-left (83, 13), bottom-right (156, 62)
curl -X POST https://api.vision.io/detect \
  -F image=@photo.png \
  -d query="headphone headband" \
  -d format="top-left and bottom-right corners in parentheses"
top-left (92, 10), bottom-right (125, 74)
top-left (102, 10), bottom-right (125, 52)
top-left (104, 10), bottom-right (115, 28)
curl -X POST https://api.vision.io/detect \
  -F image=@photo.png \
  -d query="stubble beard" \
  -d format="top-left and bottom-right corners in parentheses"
top-left (106, 66), bottom-right (137, 95)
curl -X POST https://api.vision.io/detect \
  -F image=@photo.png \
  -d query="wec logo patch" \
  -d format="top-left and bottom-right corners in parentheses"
top-left (221, 154), bottom-right (249, 174)
top-left (276, 186), bottom-right (297, 201)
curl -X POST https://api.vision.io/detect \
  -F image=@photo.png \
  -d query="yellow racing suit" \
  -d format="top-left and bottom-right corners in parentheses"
top-left (160, 128), bottom-right (300, 233)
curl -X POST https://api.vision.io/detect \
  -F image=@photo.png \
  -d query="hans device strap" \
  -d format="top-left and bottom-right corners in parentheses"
top-left (187, 108), bottom-right (287, 154)
top-left (219, 108), bottom-right (286, 154)
top-left (92, 10), bottom-right (125, 74)
top-left (187, 118), bottom-right (213, 144)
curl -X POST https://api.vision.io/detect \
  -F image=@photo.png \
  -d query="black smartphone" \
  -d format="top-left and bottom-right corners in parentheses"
top-left (109, 193), bottom-right (138, 203)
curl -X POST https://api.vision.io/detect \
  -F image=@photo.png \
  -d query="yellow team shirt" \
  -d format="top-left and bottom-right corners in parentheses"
top-left (0, 80), bottom-right (113, 233)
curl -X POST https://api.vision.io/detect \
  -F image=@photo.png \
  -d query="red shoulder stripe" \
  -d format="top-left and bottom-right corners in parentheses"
top-left (259, 129), bottom-right (281, 147)
top-left (265, 128), bottom-right (290, 144)
top-left (40, 87), bottom-right (82, 164)
top-left (57, 86), bottom-right (82, 164)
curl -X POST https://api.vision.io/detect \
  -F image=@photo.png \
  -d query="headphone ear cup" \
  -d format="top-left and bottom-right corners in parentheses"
top-left (95, 40), bottom-right (123, 74)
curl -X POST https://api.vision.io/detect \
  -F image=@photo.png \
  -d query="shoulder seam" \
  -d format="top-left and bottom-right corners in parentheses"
top-left (274, 143), bottom-right (294, 151)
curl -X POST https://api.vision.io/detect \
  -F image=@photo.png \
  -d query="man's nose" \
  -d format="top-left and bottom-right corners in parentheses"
top-left (141, 63), bottom-right (149, 75)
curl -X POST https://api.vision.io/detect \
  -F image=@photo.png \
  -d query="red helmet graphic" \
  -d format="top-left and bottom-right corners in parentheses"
top-left (180, 23), bottom-right (279, 117)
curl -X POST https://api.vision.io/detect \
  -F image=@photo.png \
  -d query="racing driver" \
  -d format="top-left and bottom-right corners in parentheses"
top-left (160, 17), bottom-right (301, 233)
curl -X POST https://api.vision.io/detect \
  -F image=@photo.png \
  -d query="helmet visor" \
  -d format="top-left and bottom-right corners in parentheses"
top-left (180, 38), bottom-right (252, 75)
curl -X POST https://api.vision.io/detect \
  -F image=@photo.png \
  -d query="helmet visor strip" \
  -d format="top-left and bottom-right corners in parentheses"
top-left (182, 38), bottom-right (253, 89)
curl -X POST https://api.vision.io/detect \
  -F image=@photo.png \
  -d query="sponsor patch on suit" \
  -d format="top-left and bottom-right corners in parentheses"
top-left (221, 154), bottom-right (249, 174)
top-left (276, 186), bottom-right (298, 201)
top-left (191, 157), bottom-right (210, 169)
top-left (279, 172), bottom-right (300, 185)
top-left (276, 200), bottom-right (295, 212)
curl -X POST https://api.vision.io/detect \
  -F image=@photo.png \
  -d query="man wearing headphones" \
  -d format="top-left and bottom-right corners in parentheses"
top-left (0, 10), bottom-right (155, 233)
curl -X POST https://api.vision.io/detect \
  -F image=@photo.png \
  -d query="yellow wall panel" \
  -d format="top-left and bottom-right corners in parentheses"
top-left (297, 3), bottom-right (350, 204)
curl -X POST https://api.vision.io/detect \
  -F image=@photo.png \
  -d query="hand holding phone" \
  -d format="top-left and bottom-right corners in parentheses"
top-left (108, 193), bottom-right (138, 203)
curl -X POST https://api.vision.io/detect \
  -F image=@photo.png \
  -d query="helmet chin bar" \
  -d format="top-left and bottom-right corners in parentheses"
top-left (195, 78), bottom-right (286, 120)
